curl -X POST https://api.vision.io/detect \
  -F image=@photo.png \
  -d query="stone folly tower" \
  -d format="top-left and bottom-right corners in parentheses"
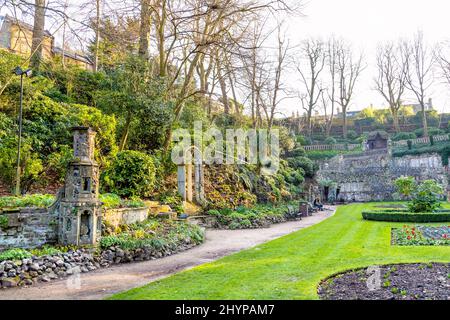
top-left (58, 127), bottom-right (102, 246)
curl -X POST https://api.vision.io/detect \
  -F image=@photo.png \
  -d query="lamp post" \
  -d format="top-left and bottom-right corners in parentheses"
top-left (13, 66), bottom-right (32, 196)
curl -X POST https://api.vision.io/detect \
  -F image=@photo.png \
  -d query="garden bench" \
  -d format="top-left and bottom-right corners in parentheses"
top-left (285, 205), bottom-right (301, 219)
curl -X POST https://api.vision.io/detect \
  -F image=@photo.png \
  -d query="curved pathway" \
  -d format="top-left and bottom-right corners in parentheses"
top-left (0, 208), bottom-right (335, 300)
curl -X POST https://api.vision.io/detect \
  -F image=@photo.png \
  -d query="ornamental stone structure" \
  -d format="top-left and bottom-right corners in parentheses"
top-left (57, 127), bottom-right (102, 245)
top-left (317, 149), bottom-right (448, 202)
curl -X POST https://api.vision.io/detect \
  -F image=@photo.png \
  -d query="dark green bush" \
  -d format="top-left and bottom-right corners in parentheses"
top-left (362, 211), bottom-right (450, 222)
top-left (296, 135), bottom-right (312, 146)
top-left (103, 150), bottom-right (156, 198)
top-left (407, 140), bottom-right (412, 150)
top-left (287, 156), bottom-right (315, 178)
top-left (285, 147), bottom-right (306, 157)
top-left (392, 132), bottom-right (416, 141)
top-left (407, 180), bottom-right (444, 213)
top-left (324, 136), bottom-right (337, 145)
top-left (393, 141), bottom-right (449, 158)
top-left (414, 127), bottom-right (444, 138)
top-left (346, 130), bottom-right (358, 140)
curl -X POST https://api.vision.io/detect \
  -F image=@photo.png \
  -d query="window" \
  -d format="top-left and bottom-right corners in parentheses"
top-left (82, 177), bottom-right (91, 192)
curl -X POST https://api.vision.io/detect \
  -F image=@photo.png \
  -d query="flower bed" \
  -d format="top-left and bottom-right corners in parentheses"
top-left (392, 225), bottom-right (450, 246)
top-left (205, 202), bottom-right (300, 229)
top-left (0, 219), bottom-right (205, 289)
top-left (319, 263), bottom-right (450, 300)
top-left (361, 210), bottom-right (450, 222)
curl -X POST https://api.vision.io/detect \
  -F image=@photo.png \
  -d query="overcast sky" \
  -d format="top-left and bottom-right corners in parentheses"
top-left (279, 0), bottom-right (450, 116)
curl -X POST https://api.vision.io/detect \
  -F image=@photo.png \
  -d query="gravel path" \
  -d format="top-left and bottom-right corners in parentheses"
top-left (0, 209), bottom-right (334, 300)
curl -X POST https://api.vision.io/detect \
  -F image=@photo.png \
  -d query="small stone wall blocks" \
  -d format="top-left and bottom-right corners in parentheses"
top-left (317, 152), bottom-right (448, 202)
top-left (102, 207), bottom-right (149, 229)
top-left (0, 208), bottom-right (57, 250)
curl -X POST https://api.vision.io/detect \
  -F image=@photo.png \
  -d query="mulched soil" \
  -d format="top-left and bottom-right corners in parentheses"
top-left (318, 263), bottom-right (450, 300)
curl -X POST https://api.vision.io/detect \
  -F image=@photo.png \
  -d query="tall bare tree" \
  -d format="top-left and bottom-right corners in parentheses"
top-left (138, 0), bottom-right (152, 59)
top-left (92, 0), bottom-right (101, 71)
top-left (324, 36), bottom-right (339, 136)
top-left (435, 41), bottom-right (450, 90)
top-left (30, 0), bottom-right (47, 71)
top-left (262, 25), bottom-right (290, 130)
top-left (403, 32), bottom-right (435, 138)
top-left (336, 41), bottom-right (363, 138)
top-left (296, 38), bottom-right (326, 135)
top-left (374, 41), bottom-right (408, 133)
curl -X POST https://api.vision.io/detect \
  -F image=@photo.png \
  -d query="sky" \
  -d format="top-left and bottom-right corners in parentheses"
top-left (279, 0), bottom-right (450, 116)
top-left (2, 0), bottom-right (450, 118)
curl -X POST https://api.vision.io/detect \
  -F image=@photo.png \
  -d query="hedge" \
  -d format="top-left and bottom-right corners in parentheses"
top-left (362, 210), bottom-right (450, 222)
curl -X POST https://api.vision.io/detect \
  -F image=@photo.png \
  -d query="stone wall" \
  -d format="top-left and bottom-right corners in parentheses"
top-left (0, 208), bottom-right (57, 250)
top-left (0, 233), bottom-right (203, 289)
top-left (316, 151), bottom-right (448, 202)
top-left (0, 206), bottom-right (150, 250)
top-left (102, 207), bottom-right (149, 229)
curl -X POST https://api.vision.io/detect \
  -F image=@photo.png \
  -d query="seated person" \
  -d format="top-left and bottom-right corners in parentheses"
top-left (313, 197), bottom-right (324, 211)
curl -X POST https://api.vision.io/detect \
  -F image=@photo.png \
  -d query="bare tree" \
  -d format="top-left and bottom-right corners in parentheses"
top-left (324, 36), bottom-right (339, 137)
top-left (30, 0), bottom-right (46, 70)
top-left (403, 32), bottom-right (435, 138)
top-left (336, 41), bottom-right (363, 138)
top-left (138, 0), bottom-right (152, 59)
top-left (240, 21), bottom-right (265, 128)
top-left (215, 49), bottom-right (231, 114)
top-left (263, 24), bottom-right (290, 130)
top-left (435, 41), bottom-right (450, 90)
top-left (92, 0), bottom-right (101, 71)
top-left (374, 41), bottom-right (408, 133)
top-left (296, 38), bottom-right (326, 135)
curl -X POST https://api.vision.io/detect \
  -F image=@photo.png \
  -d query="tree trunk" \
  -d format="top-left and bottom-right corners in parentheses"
top-left (307, 111), bottom-right (312, 136)
top-left (158, 0), bottom-right (167, 77)
top-left (422, 104), bottom-right (429, 137)
top-left (342, 108), bottom-right (347, 138)
top-left (30, 0), bottom-right (46, 71)
top-left (119, 110), bottom-right (133, 151)
top-left (392, 108), bottom-right (400, 133)
top-left (138, 0), bottom-right (152, 59)
top-left (216, 61), bottom-right (229, 114)
top-left (227, 68), bottom-right (239, 115)
top-left (93, 0), bottom-right (101, 71)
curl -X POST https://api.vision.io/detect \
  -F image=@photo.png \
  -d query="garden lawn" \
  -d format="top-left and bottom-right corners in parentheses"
top-left (109, 203), bottom-right (450, 300)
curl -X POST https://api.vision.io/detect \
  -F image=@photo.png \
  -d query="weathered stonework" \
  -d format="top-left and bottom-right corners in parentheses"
top-left (317, 150), bottom-right (448, 202)
top-left (102, 207), bottom-right (149, 229)
top-left (0, 234), bottom-right (203, 289)
top-left (0, 208), bottom-right (57, 250)
top-left (0, 127), bottom-right (102, 250)
top-left (57, 127), bottom-right (102, 246)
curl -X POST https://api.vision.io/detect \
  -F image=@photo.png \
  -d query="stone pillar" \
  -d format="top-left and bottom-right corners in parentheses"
top-left (194, 163), bottom-right (205, 204)
top-left (177, 164), bottom-right (187, 201)
top-left (58, 127), bottom-right (102, 246)
top-left (186, 163), bottom-right (193, 202)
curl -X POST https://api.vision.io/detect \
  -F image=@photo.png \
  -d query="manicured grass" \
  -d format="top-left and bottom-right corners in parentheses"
top-left (108, 203), bottom-right (450, 300)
